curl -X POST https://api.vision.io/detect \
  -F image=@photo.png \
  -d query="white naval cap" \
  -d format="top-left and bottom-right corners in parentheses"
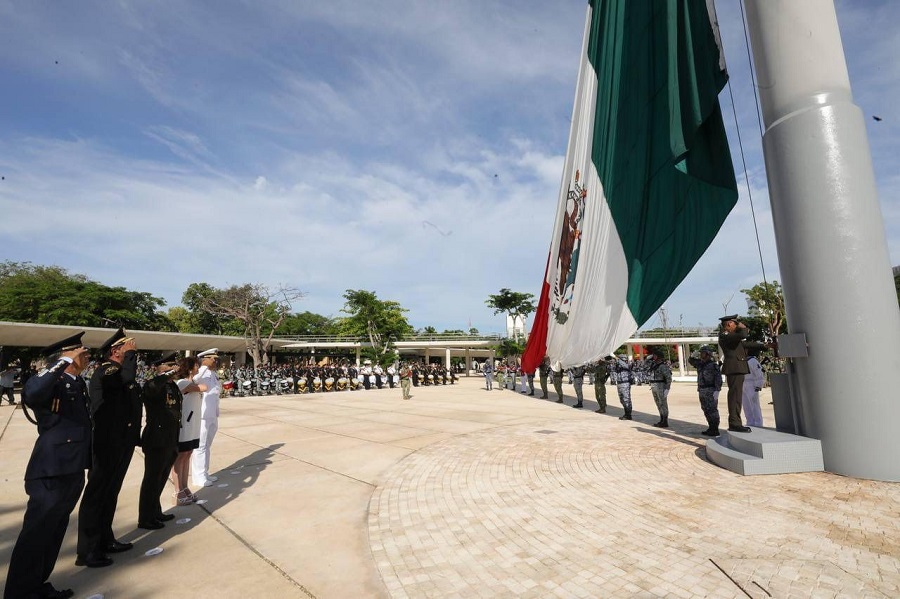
top-left (197, 348), bottom-right (219, 358)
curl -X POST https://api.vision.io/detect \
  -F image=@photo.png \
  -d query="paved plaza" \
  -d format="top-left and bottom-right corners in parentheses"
top-left (1, 377), bottom-right (898, 598)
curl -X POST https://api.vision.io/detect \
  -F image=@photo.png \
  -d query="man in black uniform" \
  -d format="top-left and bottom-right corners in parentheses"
top-left (5, 332), bottom-right (90, 599)
top-left (76, 329), bottom-right (142, 567)
top-left (137, 352), bottom-right (180, 530)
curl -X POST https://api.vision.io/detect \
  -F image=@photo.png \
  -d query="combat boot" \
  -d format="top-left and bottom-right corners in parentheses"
top-left (652, 418), bottom-right (668, 428)
top-left (619, 410), bottom-right (632, 420)
top-left (700, 428), bottom-right (719, 436)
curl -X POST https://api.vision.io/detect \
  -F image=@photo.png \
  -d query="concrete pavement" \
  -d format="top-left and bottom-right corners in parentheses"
top-left (1, 377), bottom-right (897, 598)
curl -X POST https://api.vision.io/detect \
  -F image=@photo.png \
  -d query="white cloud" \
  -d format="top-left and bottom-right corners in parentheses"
top-left (1, 0), bottom-right (898, 335)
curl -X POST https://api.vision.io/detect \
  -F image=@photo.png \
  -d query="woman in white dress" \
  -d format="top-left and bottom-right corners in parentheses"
top-left (172, 357), bottom-right (206, 505)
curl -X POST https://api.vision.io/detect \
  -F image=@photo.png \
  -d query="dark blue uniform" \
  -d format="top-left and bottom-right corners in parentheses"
top-left (138, 374), bottom-right (181, 526)
top-left (77, 351), bottom-right (142, 560)
top-left (4, 358), bottom-right (91, 599)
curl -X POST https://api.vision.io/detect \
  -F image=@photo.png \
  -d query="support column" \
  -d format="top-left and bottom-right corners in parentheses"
top-left (465, 348), bottom-right (471, 377)
top-left (746, 0), bottom-right (900, 481)
top-left (355, 347), bottom-right (361, 367)
top-left (676, 344), bottom-right (685, 378)
top-left (445, 348), bottom-right (451, 369)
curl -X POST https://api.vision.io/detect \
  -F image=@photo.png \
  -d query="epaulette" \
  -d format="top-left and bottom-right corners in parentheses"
top-left (101, 362), bottom-right (120, 375)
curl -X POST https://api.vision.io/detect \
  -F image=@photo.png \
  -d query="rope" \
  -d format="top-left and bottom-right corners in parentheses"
top-left (720, 1), bottom-right (769, 290)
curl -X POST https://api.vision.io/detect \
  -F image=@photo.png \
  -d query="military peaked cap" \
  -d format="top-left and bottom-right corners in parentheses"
top-left (197, 348), bottom-right (219, 359)
top-left (152, 351), bottom-right (179, 366)
top-left (41, 331), bottom-right (85, 357)
top-left (99, 328), bottom-right (130, 353)
top-left (719, 314), bottom-right (739, 322)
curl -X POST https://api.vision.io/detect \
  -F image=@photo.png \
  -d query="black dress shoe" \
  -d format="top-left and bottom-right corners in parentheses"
top-left (138, 520), bottom-right (165, 530)
top-left (701, 428), bottom-right (720, 436)
top-left (75, 552), bottom-right (113, 568)
top-left (728, 425), bottom-right (752, 433)
top-left (156, 513), bottom-right (176, 522)
top-left (41, 582), bottom-right (74, 599)
top-left (105, 540), bottom-right (133, 553)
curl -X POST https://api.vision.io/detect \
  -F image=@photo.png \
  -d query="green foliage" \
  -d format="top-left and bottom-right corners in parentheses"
top-left (486, 288), bottom-right (535, 340)
top-left (496, 337), bottom-right (526, 358)
top-left (0, 261), bottom-right (174, 331)
top-left (181, 282), bottom-right (241, 334)
top-left (740, 281), bottom-right (786, 342)
top-left (337, 289), bottom-right (413, 355)
top-left (278, 311), bottom-right (336, 337)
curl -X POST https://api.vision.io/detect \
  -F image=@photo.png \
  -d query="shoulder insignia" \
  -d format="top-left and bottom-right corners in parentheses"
top-left (102, 364), bottom-right (121, 375)
top-left (37, 368), bottom-right (49, 377)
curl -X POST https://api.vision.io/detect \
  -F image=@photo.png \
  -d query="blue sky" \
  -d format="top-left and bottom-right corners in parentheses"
top-left (1, 1), bottom-right (897, 334)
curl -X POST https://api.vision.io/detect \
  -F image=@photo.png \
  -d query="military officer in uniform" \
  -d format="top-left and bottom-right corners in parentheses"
top-left (551, 361), bottom-right (565, 403)
top-left (647, 349), bottom-right (673, 428)
top-left (718, 315), bottom-right (767, 432)
top-left (570, 364), bottom-right (586, 408)
top-left (137, 352), bottom-right (180, 530)
top-left (399, 362), bottom-right (412, 400)
top-left (192, 348), bottom-right (221, 487)
top-left (612, 354), bottom-right (634, 420)
top-left (538, 357), bottom-right (550, 399)
top-left (689, 346), bottom-right (723, 436)
top-left (5, 333), bottom-right (90, 599)
top-left (592, 358), bottom-right (610, 413)
top-left (77, 329), bottom-right (141, 568)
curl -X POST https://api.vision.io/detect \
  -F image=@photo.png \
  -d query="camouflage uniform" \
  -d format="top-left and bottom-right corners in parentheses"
top-left (612, 357), bottom-right (633, 418)
top-left (647, 357), bottom-right (673, 426)
top-left (689, 354), bottom-right (723, 432)
top-left (592, 361), bottom-right (609, 412)
top-left (538, 359), bottom-right (550, 399)
top-left (552, 367), bottom-right (565, 403)
top-left (571, 365), bottom-right (586, 408)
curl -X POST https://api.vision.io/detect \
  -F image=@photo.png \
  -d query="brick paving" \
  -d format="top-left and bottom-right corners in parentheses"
top-left (368, 387), bottom-right (900, 599)
top-left (2, 377), bottom-right (898, 598)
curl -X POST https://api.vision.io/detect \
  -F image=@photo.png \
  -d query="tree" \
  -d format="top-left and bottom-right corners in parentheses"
top-left (188, 283), bottom-right (305, 367)
top-left (740, 281), bottom-right (787, 342)
top-left (496, 337), bottom-right (526, 359)
top-left (181, 283), bottom-right (242, 335)
top-left (0, 261), bottom-right (173, 331)
top-left (485, 288), bottom-right (536, 341)
top-left (278, 311), bottom-right (336, 337)
top-left (336, 290), bottom-right (413, 358)
top-left (419, 326), bottom-right (438, 335)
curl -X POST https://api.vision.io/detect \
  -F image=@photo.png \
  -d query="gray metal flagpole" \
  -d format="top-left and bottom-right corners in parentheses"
top-left (745, 0), bottom-right (900, 481)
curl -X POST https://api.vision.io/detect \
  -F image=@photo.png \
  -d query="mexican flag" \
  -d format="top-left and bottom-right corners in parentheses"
top-left (522, 0), bottom-right (738, 371)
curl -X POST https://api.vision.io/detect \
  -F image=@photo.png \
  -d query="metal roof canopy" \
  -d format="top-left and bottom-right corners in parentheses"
top-left (0, 321), bottom-right (296, 353)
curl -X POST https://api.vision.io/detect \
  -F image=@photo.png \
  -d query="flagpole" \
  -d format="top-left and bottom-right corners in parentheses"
top-left (745, 0), bottom-right (900, 481)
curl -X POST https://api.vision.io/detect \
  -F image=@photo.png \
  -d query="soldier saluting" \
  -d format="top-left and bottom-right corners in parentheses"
top-left (5, 332), bottom-right (91, 599)
top-left (718, 315), bottom-right (767, 433)
top-left (77, 328), bottom-right (142, 568)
